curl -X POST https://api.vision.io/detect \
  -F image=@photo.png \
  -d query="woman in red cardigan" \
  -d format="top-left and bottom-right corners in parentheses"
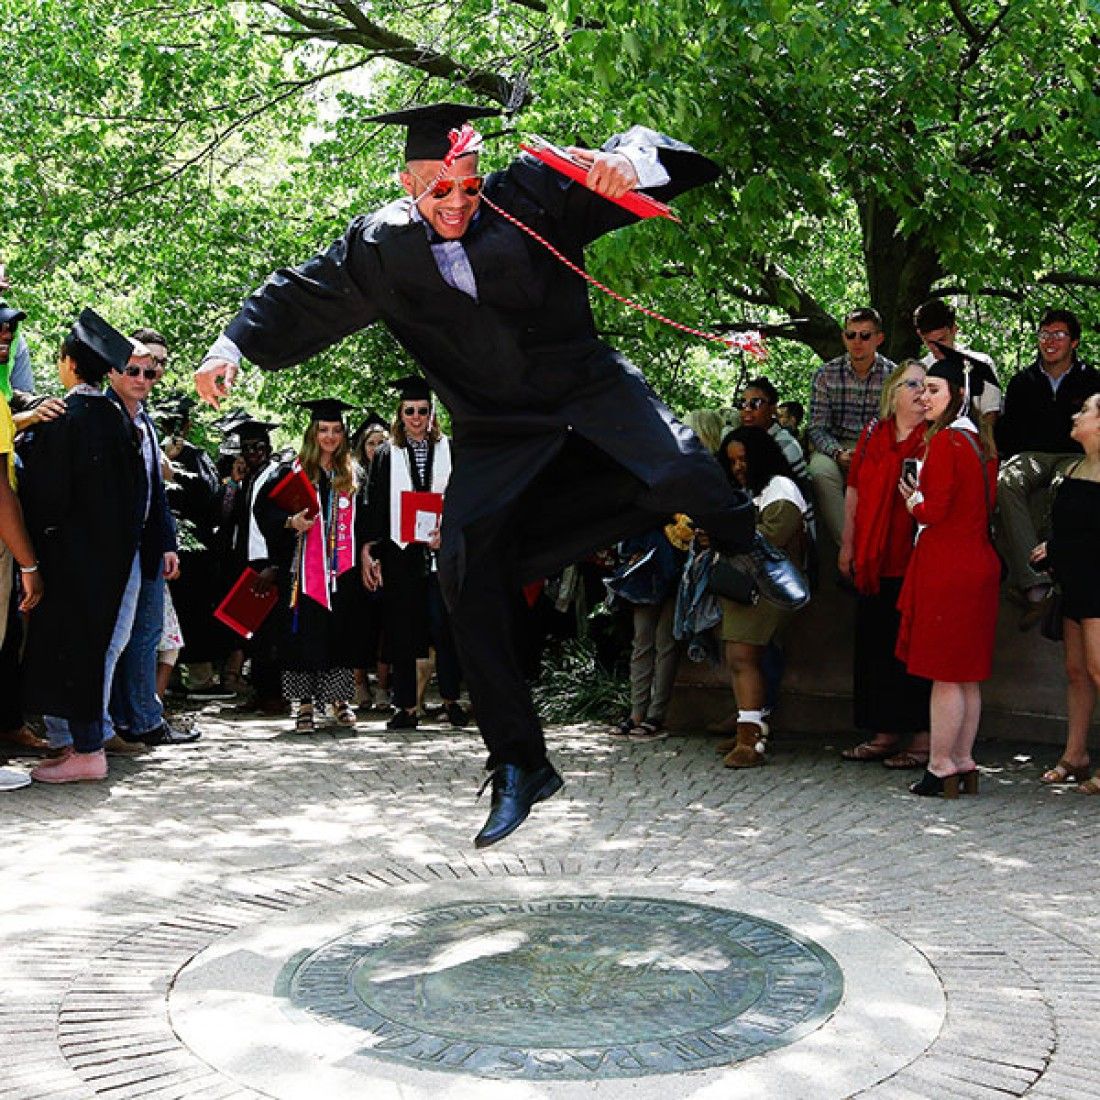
top-left (896, 350), bottom-right (1000, 797)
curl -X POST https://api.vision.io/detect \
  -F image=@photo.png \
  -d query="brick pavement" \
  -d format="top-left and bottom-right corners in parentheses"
top-left (2, 705), bottom-right (1099, 1098)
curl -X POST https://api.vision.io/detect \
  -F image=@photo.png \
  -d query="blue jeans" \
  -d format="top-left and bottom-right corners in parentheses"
top-left (109, 571), bottom-right (166, 737)
top-left (46, 553), bottom-right (143, 753)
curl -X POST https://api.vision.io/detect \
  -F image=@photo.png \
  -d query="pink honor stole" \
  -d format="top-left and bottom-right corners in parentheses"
top-left (301, 482), bottom-right (356, 610)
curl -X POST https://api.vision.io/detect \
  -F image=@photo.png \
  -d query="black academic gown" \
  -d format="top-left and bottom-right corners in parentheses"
top-left (363, 441), bottom-right (439, 663)
top-left (164, 440), bottom-right (226, 662)
top-left (254, 464), bottom-right (363, 673)
top-left (19, 392), bottom-right (144, 720)
top-left (224, 126), bottom-right (753, 604)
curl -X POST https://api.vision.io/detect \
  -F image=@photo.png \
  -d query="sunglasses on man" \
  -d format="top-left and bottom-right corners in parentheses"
top-left (738, 397), bottom-right (770, 411)
top-left (843, 330), bottom-right (879, 341)
top-left (117, 364), bottom-right (161, 380)
top-left (414, 176), bottom-right (484, 201)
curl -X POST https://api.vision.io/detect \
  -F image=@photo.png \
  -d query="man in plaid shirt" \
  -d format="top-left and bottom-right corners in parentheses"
top-left (807, 308), bottom-right (896, 548)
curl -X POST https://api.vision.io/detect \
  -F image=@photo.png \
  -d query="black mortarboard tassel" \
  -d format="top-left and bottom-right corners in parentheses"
top-left (365, 102), bottom-right (501, 161)
top-left (68, 307), bottom-right (134, 376)
top-left (297, 397), bottom-right (356, 423)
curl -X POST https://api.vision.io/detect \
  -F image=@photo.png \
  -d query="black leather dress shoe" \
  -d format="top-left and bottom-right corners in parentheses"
top-left (727, 532), bottom-right (810, 610)
top-left (138, 722), bottom-right (201, 747)
top-left (474, 761), bottom-right (564, 848)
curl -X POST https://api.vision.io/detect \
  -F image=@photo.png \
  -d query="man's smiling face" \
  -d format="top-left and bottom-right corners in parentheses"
top-left (400, 153), bottom-right (482, 240)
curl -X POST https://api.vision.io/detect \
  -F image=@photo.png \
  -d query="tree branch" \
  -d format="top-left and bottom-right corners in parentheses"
top-left (259, 0), bottom-right (529, 105)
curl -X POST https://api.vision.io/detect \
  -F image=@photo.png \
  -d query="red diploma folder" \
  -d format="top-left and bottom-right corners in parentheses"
top-left (214, 567), bottom-right (279, 640)
top-left (520, 136), bottom-right (681, 223)
top-left (268, 467), bottom-right (320, 517)
top-left (399, 491), bottom-right (444, 544)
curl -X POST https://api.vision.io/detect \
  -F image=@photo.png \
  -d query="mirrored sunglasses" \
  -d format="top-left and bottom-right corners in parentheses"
top-left (420, 176), bottom-right (483, 201)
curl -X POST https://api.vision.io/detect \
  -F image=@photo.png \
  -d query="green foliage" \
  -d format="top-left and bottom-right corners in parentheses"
top-left (532, 637), bottom-right (630, 723)
top-left (1, 0), bottom-right (1096, 429)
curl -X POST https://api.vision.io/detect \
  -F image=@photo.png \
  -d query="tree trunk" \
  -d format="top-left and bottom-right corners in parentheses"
top-left (860, 193), bottom-right (944, 362)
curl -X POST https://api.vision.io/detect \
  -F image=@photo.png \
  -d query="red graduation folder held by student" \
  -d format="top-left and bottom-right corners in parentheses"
top-left (520, 136), bottom-right (681, 223)
top-left (214, 567), bottom-right (278, 640)
top-left (400, 491), bottom-right (444, 544)
top-left (268, 466), bottom-right (320, 518)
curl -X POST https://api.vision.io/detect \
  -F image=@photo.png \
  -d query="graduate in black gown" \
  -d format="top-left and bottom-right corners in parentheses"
top-left (221, 417), bottom-right (285, 713)
top-left (254, 399), bottom-right (364, 732)
top-left (196, 104), bottom-right (801, 846)
top-left (20, 310), bottom-right (143, 782)
top-left (361, 376), bottom-right (466, 731)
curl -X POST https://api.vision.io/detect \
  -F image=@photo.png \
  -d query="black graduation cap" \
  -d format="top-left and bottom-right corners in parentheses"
top-left (365, 102), bottom-right (501, 161)
top-left (153, 393), bottom-right (197, 433)
top-left (0, 300), bottom-right (26, 329)
top-left (350, 408), bottom-right (388, 444)
top-left (297, 397), bottom-right (356, 422)
top-left (211, 405), bottom-right (252, 432)
top-left (392, 374), bottom-right (433, 403)
top-left (68, 307), bottom-right (134, 376)
top-left (223, 417), bottom-right (279, 440)
top-left (928, 342), bottom-right (988, 398)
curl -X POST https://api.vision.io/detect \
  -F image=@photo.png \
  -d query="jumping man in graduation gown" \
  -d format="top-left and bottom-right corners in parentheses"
top-left (196, 103), bottom-right (802, 847)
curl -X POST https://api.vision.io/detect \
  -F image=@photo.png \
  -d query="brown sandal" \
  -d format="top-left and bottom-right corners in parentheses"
top-left (883, 750), bottom-right (930, 770)
top-left (1041, 759), bottom-right (1091, 785)
top-left (841, 740), bottom-right (898, 762)
top-left (1076, 776), bottom-right (1100, 795)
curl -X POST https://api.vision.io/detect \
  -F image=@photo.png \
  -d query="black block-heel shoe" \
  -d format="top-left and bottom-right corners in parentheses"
top-left (909, 769), bottom-right (960, 799)
top-left (957, 769), bottom-right (979, 795)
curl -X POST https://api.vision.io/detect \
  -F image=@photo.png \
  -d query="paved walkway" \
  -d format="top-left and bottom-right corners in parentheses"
top-left (2, 703), bottom-right (1100, 1099)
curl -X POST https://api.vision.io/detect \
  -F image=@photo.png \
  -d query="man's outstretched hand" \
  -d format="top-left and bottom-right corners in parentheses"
top-left (564, 148), bottom-right (639, 200)
top-left (195, 358), bottom-right (238, 408)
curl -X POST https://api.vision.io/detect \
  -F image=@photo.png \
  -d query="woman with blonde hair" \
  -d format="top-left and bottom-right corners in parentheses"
top-left (255, 397), bottom-right (364, 731)
top-left (839, 360), bottom-right (932, 768)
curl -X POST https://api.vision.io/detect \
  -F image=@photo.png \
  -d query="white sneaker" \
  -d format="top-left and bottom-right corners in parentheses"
top-left (0, 767), bottom-right (32, 791)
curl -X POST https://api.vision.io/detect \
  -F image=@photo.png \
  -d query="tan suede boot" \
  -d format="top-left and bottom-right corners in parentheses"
top-left (723, 721), bottom-right (768, 768)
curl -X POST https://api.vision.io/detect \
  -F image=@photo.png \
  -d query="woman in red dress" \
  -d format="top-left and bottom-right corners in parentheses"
top-left (896, 351), bottom-right (1000, 797)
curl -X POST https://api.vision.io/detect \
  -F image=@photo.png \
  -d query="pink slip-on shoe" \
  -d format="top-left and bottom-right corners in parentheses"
top-left (31, 750), bottom-right (107, 784)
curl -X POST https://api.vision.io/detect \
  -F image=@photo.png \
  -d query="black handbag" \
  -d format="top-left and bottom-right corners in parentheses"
top-left (707, 554), bottom-right (759, 605)
top-left (1040, 590), bottom-right (1064, 642)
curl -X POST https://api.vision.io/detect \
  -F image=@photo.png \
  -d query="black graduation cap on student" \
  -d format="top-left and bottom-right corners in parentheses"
top-left (212, 405), bottom-right (253, 432)
top-left (153, 393), bottom-right (197, 433)
top-left (68, 307), bottom-right (134, 376)
top-left (0, 299), bottom-right (26, 329)
top-left (350, 408), bottom-right (388, 444)
top-left (392, 374), bottom-right (433, 403)
top-left (223, 416), bottom-right (280, 440)
top-left (297, 397), bottom-right (356, 422)
top-left (365, 102), bottom-right (501, 161)
top-left (928, 342), bottom-right (987, 398)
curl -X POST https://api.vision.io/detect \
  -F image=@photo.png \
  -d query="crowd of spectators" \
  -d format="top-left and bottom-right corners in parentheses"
top-left (1, 290), bottom-right (1097, 802)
